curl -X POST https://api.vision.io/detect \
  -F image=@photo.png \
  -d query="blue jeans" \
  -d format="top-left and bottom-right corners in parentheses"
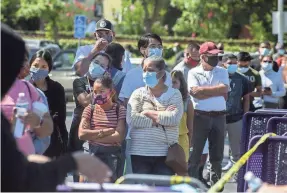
top-left (131, 155), bottom-right (174, 175)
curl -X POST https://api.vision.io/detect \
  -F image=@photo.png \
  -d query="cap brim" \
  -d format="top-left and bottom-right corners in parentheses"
top-left (95, 28), bottom-right (111, 31)
top-left (207, 49), bottom-right (224, 54)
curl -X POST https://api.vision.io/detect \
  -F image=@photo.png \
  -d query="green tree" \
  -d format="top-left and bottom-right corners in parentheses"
top-left (1, 0), bottom-right (20, 28)
top-left (171, 0), bottom-right (278, 41)
top-left (17, 0), bottom-right (65, 43)
top-left (115, 0), bottom-right (170, 35)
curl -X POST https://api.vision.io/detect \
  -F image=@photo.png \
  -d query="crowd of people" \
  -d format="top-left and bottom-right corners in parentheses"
top-left (2, 19), bottom-right (287, 192)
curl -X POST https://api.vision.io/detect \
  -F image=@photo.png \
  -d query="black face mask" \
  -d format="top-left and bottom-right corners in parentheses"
top-left (206, 55), bottom-right (219, 67)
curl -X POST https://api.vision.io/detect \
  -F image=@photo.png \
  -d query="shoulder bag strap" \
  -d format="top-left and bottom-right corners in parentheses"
top-left (90, 104), bottom-right (95, 125)
top-left (162, 125), bottom-right (170, 147)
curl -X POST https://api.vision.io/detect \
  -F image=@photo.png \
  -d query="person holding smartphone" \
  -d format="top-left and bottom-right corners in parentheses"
top-left (259, 55), bottom-right (286, 108)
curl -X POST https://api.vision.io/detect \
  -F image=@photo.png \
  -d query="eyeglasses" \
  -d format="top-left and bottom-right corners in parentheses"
top-left (263, 60), bottom-right (272, 63)
top-left (148, 45), bottom-right (163, 49)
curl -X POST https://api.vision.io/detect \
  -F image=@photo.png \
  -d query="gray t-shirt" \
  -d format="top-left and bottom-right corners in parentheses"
top-left (226, 72), bottom-right (251, 123)
top-left (173, 61), bottom-right (191, 82)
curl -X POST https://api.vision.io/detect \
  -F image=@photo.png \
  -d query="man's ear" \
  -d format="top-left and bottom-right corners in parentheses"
top-left (112, 31), bottom-right (116, 37)
top-left (200, 54), bottom-right (205, 62)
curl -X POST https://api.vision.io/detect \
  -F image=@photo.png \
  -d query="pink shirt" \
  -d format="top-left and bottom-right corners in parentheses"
top-left (1, 79), bottom-right (42, 155)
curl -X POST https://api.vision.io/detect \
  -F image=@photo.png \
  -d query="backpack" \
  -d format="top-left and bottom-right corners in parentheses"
top-left (23, 80), bottom-right (51, 154)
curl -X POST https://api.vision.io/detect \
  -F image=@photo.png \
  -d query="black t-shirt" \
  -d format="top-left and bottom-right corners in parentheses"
top-left (73, 76), bottom-right (94, 116)
top-left (226, 72), bottom-right (251, 123)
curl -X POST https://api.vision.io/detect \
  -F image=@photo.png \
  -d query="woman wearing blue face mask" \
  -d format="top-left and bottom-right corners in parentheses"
top-left (259, 56), bottom-right (286, 109)
top-left (127, 56), bottom-right (184, 175)
top-left (30, 50), bottom-right (68, 158)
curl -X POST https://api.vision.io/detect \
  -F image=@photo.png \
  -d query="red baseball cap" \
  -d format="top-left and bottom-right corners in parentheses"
top-left (199, 42), bottom-right (223, 55)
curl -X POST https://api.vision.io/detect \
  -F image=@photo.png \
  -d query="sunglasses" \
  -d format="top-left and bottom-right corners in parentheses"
top-left (263, 60), bottom-right (272, 63)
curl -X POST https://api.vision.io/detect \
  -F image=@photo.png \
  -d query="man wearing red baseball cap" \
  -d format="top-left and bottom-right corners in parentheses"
top-left (187, 42), bottom-right (229, 191)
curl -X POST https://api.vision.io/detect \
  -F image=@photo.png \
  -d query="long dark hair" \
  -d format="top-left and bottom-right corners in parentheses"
top-left (171, 70), bottom-right (188, 101)
top-left (105, 43), bottom-right (125, 70)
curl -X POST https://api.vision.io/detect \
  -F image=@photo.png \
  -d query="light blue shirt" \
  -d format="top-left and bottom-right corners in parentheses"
top-left (259, 70), bottom-right (286, 104)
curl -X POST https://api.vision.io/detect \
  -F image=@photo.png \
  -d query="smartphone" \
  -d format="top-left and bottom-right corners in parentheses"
top-left (264, 87), bottom-right (271, 91)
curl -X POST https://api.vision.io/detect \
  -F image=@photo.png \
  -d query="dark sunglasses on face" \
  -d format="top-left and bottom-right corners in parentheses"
top-left (263, 60), bottom-right (272, 63)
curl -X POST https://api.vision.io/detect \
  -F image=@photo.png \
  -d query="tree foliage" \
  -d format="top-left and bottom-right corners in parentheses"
top-left (16, 0), bottom-right (65, 42)
top-left (171, 0), bottom-right (278, 41)
top-left (115, 0), bottom-right (170, 35)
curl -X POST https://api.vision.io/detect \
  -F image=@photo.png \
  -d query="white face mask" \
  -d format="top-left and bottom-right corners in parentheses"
top-left (237, 66), bottom-right (249, 74)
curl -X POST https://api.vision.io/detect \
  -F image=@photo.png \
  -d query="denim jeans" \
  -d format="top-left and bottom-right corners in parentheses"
top-left (131, 155), bottom-right (174, 175)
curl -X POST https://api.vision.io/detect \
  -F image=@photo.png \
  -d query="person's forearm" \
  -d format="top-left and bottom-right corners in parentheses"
top-left (79, 93), bottom-right (93, 107)
top-left (33, 114), bottom-right (53, 138)
top-left (250, 91), bottom-right (261, 97)
top-left (79, 128), bottom-right (114, 141)
top-left (201, 85), bottom-right (228, 96)
top-left (193, 93), bottom-right (213, 99)
top-left (76, 52), bottom-right (97, 76)
top-left (243, 96), bottom-right (250, 113)
top-left (93, 131), bottom-right (122, 144)
top-left (127, 113), bottom-right (153, 128)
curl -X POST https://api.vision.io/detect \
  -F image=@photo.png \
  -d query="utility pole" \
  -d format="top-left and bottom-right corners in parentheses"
top-left (278, 0), bottom-right (284, 44)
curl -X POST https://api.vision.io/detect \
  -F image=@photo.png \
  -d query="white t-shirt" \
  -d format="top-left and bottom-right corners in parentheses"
top-left (72, 44), bottom-right (133, 73)
top-left (187, 65), bottom-right (229, 111)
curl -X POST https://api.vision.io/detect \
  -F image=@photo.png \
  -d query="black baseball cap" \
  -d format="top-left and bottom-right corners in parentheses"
top-left (237, 52), bottom-right (253, 62)
top-left (95, 19), bottom-right (113, 31)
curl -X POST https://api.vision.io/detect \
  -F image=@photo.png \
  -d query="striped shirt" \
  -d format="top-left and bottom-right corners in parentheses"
top-left (82, 103), bottom-right (126, 146)
top-left (127, 87), bottom-right (183, 156)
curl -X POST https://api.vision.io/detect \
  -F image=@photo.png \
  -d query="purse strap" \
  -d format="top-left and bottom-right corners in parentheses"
top-left (162, 125), bottom-right (171, 147)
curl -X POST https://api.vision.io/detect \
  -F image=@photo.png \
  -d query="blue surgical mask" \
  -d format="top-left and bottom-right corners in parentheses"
top-left (148, 48), bottom-right (163, 57)
top-left (260, 48), bottom-right (270, 56)
top-left (88, 62), bottom-right (106, 79)
top-left (143, 71), bottom-right (159, 88)
top-left (261, 62), bottom-right (272, 72)
top-left (30, 67), bottom-right (49, 81)
top-left (227, 64), bottom-right (237, 74)
top-left (237, 67), bottom-right (249, 74)
top-left (278, 49), bottom-right (285, 55)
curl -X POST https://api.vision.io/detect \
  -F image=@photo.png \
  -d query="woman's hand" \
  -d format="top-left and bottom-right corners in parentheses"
top-left (142, 110), bottom-right (158, 123)
top-left (72, 152), bottom-right (112, 184)
top-left (19, 110), bottom-right (41, 129)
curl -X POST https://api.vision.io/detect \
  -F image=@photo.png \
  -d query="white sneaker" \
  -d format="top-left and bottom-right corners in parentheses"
top-left (222, 160), bottom-right (233, 171)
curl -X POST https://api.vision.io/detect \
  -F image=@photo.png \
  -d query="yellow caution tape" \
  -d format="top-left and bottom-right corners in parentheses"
top-left (207, 133), bottom-right (276, 193)
top-left (115, 176), bottom-right (125, 184)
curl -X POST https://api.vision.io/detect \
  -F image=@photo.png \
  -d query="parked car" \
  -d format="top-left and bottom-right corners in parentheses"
top-left (50, 49), bottom-right (78, 102)
top-left (27, 43), bottom-right (77, 102)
